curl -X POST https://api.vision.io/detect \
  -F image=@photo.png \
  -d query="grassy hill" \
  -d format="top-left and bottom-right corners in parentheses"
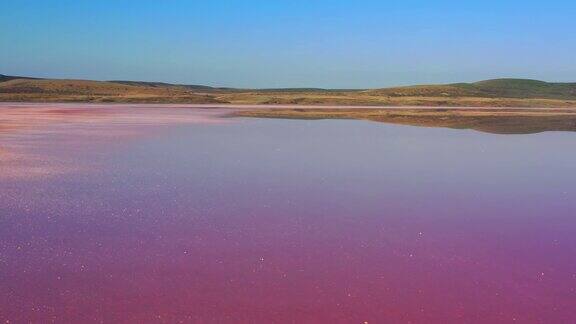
top-left (0, 77), bottom-right (227, 103)
top-left (2, 74), bottom-right (576, 107)
top-left (0, 74), bottom-right (38, 83)
top-left (364, 79), bottom-right (576, 100)
top-left (110, 80), bottom-right (224, 91)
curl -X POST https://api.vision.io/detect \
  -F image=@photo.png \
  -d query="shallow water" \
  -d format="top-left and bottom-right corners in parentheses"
top-left (1, 104), bottom-right (576, 323)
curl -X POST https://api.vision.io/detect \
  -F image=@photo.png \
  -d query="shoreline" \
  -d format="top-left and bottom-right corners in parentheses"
top-left (3, 101), bottom-right (576, 110)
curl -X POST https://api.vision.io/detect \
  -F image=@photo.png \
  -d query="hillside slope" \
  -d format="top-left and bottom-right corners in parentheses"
top-left (0, 74), bottom-right (38, 83)
top-left (0, 78), bottom-right (225, 103)
top-left (2, 74), bottom-right (576, 107)
top-left (365, 79), bottom-right (576, 100)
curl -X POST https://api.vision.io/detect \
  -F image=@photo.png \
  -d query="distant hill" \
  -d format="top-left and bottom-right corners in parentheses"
top-left (365, 79), bottom-right (576, 100)
top-left (0, 76), bottom-right (226, 104)
top-left (1, 74), bottom-right (576, 107)
top-left (109, 80), bottom-right (222, 91)
top-left (0, 74), bottom-right (39, 83)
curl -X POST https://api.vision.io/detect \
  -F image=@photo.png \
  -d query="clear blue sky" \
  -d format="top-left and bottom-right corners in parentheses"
top-left (1, 0), bottom-right (575, 88)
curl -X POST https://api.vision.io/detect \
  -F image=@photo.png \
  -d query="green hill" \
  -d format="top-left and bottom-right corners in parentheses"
top-left (454, 79), bottom-right (576, 99)
top-left (366, 78), bottom-right (576, 100)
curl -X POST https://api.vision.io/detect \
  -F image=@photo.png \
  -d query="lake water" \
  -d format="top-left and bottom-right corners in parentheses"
top-left (1, 104), bottom-right (575, 323)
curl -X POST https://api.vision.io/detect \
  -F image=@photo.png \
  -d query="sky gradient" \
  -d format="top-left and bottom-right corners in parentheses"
top-left (1, 0), bottom-right (575, 88)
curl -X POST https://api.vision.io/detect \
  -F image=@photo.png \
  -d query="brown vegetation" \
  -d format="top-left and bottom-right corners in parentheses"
top-left (0, 79), bottom-right (226, 104)
top-left (2, 75), bottom-right (576, 108)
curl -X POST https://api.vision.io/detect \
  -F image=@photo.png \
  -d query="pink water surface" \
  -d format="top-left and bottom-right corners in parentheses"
top-left (1, 104), bottom-right (576, 323)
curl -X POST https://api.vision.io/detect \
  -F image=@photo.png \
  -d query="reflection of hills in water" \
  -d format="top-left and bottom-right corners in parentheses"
top-left (368, 115), bottom-right (576, 134)
top-left (235, 108), bottom-right (576, 135)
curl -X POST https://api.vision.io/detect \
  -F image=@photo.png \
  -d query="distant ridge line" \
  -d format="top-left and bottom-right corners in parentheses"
top-left (2, 73), bottom-right (576, 106)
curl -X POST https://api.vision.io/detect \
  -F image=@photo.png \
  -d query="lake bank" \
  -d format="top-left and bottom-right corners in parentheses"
top-left (4, 94), bottom-right (576, 108)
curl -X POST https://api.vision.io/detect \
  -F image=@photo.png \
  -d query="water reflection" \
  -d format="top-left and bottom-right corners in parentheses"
top-left (0, 103), bottom-right (230, 179)
top-left (368, 114), bottom-right (576, 134)
top-left (2, 104), bottom-right (576, 323)
top-left (234, 107), bottom-right (576, 134)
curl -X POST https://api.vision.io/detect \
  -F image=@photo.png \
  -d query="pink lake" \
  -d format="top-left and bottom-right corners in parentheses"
top-left (1, 103), bottom-right (576, 323)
